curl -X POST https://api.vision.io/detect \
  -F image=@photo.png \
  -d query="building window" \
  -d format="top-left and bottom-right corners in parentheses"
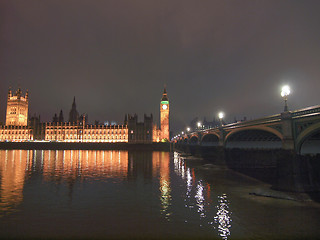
top-left (10, 108), bottom-right (17, 114)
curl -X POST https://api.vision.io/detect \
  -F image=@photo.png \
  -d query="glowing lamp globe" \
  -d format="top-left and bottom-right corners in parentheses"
top-left (281, 85), bottom-right (290, 98)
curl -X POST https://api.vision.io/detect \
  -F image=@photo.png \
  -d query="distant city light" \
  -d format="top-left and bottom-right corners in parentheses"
top-left (197, 122), bottom-right (202, 127)
top-left (181, 131), bottom-right (184, 135)
top-left (218, 112), bottom-right (224, 120)
top-left (187, 127), bottom-right (190, 132)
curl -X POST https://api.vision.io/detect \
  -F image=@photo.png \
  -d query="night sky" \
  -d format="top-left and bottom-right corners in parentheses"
top-left (1, 0), bottom-right (320, 132)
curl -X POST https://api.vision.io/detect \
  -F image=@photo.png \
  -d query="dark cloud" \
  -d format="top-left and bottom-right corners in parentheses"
top-left (1, 0), bottom-right (320, 132)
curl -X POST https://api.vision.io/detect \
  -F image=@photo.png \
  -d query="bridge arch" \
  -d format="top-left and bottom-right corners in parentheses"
top-left (189, 136), bottom-right (199, 145)
top-left (201, 133), bottom-right (219, 146)
top-left (296, 122), bottom-right (320, 154)
top-left (225, 127), bottom-right (282, 149)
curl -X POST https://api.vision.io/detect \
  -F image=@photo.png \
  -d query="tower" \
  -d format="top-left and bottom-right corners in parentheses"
top-left (6, 88), bottom-right (29, 126)
top-left (160, 87), bottom-right (169, 141)
top-left (68, 97), bottom-right (79, 123)
top-left (58, 110), bottom-right (64, 122)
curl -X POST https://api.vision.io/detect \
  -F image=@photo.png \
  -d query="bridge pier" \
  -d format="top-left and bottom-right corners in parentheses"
top-left (274, 150), bottom-right (320, 192)
top-left (218, 127), bottom-right (225, 147)
top-left (281, 112), bottom-right (295, 150)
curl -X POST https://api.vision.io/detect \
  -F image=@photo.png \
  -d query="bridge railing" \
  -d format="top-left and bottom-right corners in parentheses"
top-left (182, 105), bottom-right (320, 138)
top-left (186, 114), bottom-right (282, 135)
top-left (223, 114), bottom-right (281, 129)
top-left (291, 105), bottom-right (320, 118)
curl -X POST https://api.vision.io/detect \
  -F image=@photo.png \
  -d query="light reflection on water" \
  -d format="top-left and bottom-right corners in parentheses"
top-left (0, 150), bottom-right (320, 239)
top-left (159, 152), bottom-right (172, 220)
top-left (215, 194), bottom-right (232, 240)
top-left (195, 180), bottom-right (206, 219)
top-left (173, 151), bottom-right (232, 238)
top-left (0, 150), bottom-right (30, 216)
top-left (40, 150), bottom-right (129, 182)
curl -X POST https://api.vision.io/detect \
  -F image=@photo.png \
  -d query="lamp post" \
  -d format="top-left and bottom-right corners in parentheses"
top-left (218, 112), bottom-right (224, 126)
top-left (281, 85), bottom-right (290, 112)
top-left (218, 111), bottom-right (225, 146)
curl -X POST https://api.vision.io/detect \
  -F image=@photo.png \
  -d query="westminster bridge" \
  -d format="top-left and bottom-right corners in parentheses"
top-left (174, 105), bottom-right (320, 154)
top-left (173, 105), bottom-right (320, 192)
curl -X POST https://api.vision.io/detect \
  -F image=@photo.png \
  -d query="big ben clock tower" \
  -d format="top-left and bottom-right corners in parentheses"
top-left (160, 87), bottom-right (169, 141)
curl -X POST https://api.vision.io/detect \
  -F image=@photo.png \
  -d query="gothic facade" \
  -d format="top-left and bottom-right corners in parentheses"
top-left (0, 87), bottom-right (170, 143)
top-left (0, 88), bottom-right (32, 141)
top-left (45, 122), bottom-right (128, 142)
top-left (125, 87), bottom-right (170, 143)
top-left (0, 126), bottom-right (33, 141)
top-left (6, 88), bottom-right (29, 126)
top-left (125, 114), bottom-right (153, 143)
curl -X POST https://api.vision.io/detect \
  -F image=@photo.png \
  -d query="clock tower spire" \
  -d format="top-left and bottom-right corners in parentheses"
top-left (160, 86), bottom-right (169, 141)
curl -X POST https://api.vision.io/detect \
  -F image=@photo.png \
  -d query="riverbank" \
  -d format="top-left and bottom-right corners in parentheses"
top-left (175, 149), bottom-right (320, 203)
top-left (0, 141), bottom-right (171, 151)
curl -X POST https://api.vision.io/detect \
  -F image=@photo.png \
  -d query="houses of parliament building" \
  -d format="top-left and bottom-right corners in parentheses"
top-left (0, 88), bottom-right (170, 143)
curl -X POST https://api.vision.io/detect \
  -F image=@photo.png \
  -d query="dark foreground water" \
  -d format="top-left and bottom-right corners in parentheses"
top-left (0, 150), bottom-right (320, 239)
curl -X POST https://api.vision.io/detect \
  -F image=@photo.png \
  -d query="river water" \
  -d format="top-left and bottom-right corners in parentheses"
top-left (0, 149), bottom-right (320, 239)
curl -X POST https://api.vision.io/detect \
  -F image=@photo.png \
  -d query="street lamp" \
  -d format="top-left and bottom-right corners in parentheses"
top-left (218, 112), bottom-right (224, 125)
top-left (281, 85), bottom-right (290, 112)
top-left (187, 127), bottom-right (190, 132)
top-left (181, 131), bottom-right (184, 135)
top-left (197, 122), bottom-right (202, 130)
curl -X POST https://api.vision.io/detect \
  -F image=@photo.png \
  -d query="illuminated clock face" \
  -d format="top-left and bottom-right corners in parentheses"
top-left (162, 104), bottom-right (168, 110)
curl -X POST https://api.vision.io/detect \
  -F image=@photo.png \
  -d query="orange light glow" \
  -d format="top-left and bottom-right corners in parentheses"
top-left (0, 150), bottom-right (33, 213)
top-left (42, 150), bottom-right (129, 181)
top-left (45, 122), bottom-right (128, 143)
top-left (6, 89), bottom-right (28, 126)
